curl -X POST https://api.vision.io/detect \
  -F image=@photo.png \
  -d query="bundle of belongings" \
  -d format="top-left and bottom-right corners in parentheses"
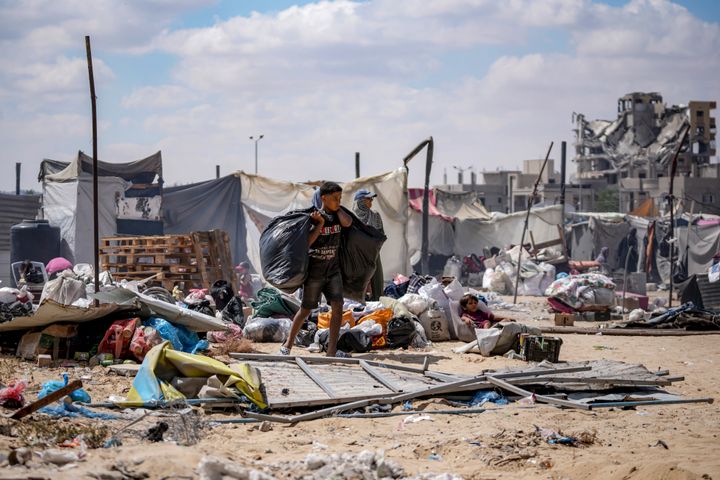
top-left (0, 285), bottom-right (34, 323)
top-left (618, 302), bottom-right (720, 331)
top-left (545, 273), bottom-right (616, 312)
top-left (479, 246), bottom-right (556, 296)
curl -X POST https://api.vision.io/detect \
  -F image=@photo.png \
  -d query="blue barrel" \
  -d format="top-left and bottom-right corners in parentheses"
top-left (10, 219), bottom-right (61, 287)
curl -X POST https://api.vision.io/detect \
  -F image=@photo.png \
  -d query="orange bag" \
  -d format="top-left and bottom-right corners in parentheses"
top-left (356, 309), bottom-right (393, 334)
top-left (317, 310), bottom-right (355, 330)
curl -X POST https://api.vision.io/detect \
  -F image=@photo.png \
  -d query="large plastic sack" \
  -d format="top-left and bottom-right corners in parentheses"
top-left (143, 317), bottom-right (203, 353)
top-left (410, 320), bottom-right (431, 349)
top-left (579, 287), bottom-right (615, 307)
top-left (40, 270), bottom-right (86, 305)
top-left (443, 278), bottom-right (465, 301)
top-left (260, 210), bottom-right (313, 293)
top-left (447, 300), bottom-right (476, 342)
top-left (418, 308), bottom-right (451, 342)
top-left (397, 293), bottom-right (430, 316)
top-left (518, 272), bottom-right (544, 296)
top-left (39, 374), bottom-right (91, 403)
top-left (356, 308), bottom-right (393, 335)
top-left (251, 287), bottom-right (299, 318)
top-left (474, 323), bottom-right (541, 357)
top-left (489, 269), bottom-right (511, 294)
top-left (317, 310), bottom-right (355, 329)
top-left (386, 316), bottom-right (417, 349)
top-left (242, 317), bottom-right (292, 342)
top-left (443, 256), bottom-right (463, 280)
top-left (339, 207), bottom-right (386, 301)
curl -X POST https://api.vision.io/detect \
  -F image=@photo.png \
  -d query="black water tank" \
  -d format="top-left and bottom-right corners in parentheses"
top-left (10, 219), bottom-right (61, 287)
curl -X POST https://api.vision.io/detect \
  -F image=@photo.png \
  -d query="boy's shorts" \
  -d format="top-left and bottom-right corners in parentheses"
top-left (301, 271), bottom-right (344, 309)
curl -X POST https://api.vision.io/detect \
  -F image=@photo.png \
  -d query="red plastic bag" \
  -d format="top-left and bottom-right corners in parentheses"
top-left (0, 380), bottom-right (27, 408)
top-left (98, 318), bottom-right (140, 360)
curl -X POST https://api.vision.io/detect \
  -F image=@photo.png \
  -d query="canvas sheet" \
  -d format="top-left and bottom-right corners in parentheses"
top-left (407, 210), bottom-right (455, 260)
top-left (163, 175), bottom-right (248, 266)
top-left (44, 176), bottom-right (128, 264)
top-left (453, 205), bottom-right (563, 257)
top-left (124, 341), bottom-right (266, 408)
top-left (0, 300), bottom-right (135, 332)
top-left (677, 223), bottom-right (720, 275)
top-left (589, 217), bottom-right (630, 270)
top-left (569, 222), bottom-right (594, 261)
top-left (240, 168), bottom-right (409, 281)
top-left (42, 151), bottom-right (162, 183)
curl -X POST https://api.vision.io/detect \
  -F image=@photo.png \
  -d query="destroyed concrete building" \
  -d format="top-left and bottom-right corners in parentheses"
top-left (573, 92), bottom-right (718, 213)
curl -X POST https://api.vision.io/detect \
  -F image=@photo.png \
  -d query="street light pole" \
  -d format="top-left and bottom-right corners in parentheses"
top-left (250, 134), bottom-right (264, 174)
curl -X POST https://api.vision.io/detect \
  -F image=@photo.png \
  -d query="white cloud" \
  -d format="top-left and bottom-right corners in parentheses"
top-left (121, 85), bottom-right (200, 109)
top-left (1, 0), bottom-right (718, 194)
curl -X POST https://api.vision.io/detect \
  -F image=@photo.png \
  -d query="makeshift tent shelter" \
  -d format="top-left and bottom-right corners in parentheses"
top-left (163, 168), bottom-right (410, 281)
top-left (39, 152), bottom-right (163, 264)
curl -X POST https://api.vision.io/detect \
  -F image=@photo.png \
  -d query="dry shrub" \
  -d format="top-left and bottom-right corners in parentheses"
top-left (212, 337), bottom-right (256, 357)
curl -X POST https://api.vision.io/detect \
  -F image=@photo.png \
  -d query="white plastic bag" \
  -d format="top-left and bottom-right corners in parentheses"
top-left (397, 293), bottom-right (430, 316)
top-left (444, 279), bottom-right (465, 301)
top-left (418, 308), bottom-right (450, 342)
top-left (242, 317), bottom-right (292, 342)
top-left (482, 268), bottom-right (494, 290)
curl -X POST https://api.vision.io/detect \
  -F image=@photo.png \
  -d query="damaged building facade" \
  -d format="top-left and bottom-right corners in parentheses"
top-left (573, 92), bottom-right (718, 214)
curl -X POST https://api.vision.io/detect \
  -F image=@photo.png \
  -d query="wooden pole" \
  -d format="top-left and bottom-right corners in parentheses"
top-left (85, 36), bottom-right (100, 302)
top-left (355, 152), bottom-right (360, 178)
top-left (513, 141), bottom-right (553, 304)
top-left (403, 137), bottom-right (434, 275)
top-left (667, 126), bottom-right (690, 308)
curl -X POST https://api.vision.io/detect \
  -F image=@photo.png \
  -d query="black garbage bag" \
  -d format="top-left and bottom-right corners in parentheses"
top-left (295, 322), bottom-right (318, 347)
top-left (186, 299), bottom-right (215, 317)
top-left (386, 316), bottom-right (417, 349)
top-left (339, 207), bottom-right (386, 301)
top-left (210, 280), bottom-right (234, 311)
top-left (260, 209), bottom-right (313, 293)
top-left (338, 329), bottom-right (372, 353)
top-left (221, 295), bottom-right (246, 328)
top-left (317, 328), bottom-right (372, 353)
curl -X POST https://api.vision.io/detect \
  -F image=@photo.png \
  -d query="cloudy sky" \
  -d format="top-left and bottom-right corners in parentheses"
top-left (1, 0), bottom-right (718, 192)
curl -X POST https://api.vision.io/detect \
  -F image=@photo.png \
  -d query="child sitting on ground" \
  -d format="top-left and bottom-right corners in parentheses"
top-left (459, 293), bottom-right (505, 329)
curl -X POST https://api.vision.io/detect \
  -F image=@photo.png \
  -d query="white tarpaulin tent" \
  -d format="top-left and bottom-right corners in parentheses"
top-left (453, 205), bottom-right (564, 256)
top-left (240, 168), bottom-right (410, 281)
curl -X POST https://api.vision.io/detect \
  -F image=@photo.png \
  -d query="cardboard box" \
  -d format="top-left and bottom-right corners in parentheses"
top-left (553, 313), bottom-right (577, 326)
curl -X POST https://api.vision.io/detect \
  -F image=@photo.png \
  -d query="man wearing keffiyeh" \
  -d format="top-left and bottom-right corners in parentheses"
top-left (353, 189), bottom-right (385, 300)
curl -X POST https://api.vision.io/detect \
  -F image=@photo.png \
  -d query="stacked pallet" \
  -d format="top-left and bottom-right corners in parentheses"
top-left (100, 230), bottom-right (235, 291)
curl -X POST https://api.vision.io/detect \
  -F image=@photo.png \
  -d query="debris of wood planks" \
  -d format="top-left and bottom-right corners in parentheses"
top-left (8, 380), bottom-right (83, 420)
top-left (540, 326), bottom-right (720, 336)
top-left (100, 230), bottom-right (235, 291)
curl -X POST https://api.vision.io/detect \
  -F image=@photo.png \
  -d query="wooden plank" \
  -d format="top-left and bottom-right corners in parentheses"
top-left (296, 358), bottom-right (337, 398)
top-left (540, 326), bottom-right (720, 336)
top-left (486, 376), bottom-right (589, 411)
top-left (359, 360), bottom-right (401, 393)
top-left (8, 380), bottom-right (83, 420)
top-left (588, 397), bottom-right (714, 409)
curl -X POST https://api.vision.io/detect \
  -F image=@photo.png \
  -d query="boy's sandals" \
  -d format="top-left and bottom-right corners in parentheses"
top-left (278, 346), bottom-right (291, 356)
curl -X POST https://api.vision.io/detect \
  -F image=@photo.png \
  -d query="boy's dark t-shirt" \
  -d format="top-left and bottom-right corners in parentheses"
top-left (307, 211), bottom-right (342, 277)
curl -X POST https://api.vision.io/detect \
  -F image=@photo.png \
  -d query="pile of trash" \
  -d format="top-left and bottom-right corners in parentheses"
top-left (0, 285), bottom-right (33, 323)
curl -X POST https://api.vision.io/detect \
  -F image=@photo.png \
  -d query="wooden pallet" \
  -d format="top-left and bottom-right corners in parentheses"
top-left (100, 230), bottom-right (235, 291)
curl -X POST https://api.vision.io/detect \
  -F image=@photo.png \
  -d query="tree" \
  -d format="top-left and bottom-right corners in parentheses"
top-left (595, 188), bottom-right (619, 212)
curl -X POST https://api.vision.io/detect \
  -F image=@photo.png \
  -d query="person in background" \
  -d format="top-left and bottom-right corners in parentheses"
top-left (617, 228), bottom-right (639, 272)
top-left (235, 262), bottom-right (255, 302)
top-left (352, 189), bottom-right (384, 301)
top-left (595, 246), bottom-right (610, 275)
top-left (459, 293), bottom-right (506, 329)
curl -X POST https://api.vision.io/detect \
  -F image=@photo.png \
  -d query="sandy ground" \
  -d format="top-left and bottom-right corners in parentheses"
top-left (1, 294), bottom-right (719, 479)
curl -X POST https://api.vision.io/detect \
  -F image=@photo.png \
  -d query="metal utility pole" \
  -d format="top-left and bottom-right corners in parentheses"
top-left (403, 137), bottom-right (434, 275)
top-left (85, 35), bottom-right (100, 300)
top-left (15, 163), bottom-right (21, 195)
top-left (560, 141), bottom-right (566, 218)
top-left (667, 125), bottom-right (690, 308)
top-left (250, 134), bottom-right (264, 174)
top-left (216, 165), bottom-right (220, 179)
top-left (355, 152), bottom-right (360, 178)
top-left (513, 141), bottom-right (554, 304)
